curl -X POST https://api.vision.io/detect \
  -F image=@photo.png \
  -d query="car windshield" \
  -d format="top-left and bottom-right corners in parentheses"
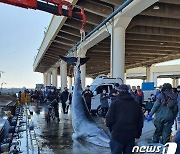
top-left (90, 85), bottom-right (97, 92)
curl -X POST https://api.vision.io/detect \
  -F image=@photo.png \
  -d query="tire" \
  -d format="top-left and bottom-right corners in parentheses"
top-left (97, 105), bottom-right (102, 116)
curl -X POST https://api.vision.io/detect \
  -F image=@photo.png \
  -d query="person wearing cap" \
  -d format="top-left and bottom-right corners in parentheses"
top-left (82, 85), bottom-right (93, 112)
top-left (106, 84), bottom-right (143, 154)
top-left (147, 83), bottom-right (178, 144)
top-left (109, 83), bottom-right (120, 102)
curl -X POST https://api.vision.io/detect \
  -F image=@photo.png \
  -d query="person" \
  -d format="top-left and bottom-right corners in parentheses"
top-left (109, 83), bottom-right (120, 102)
top-left (0, 107), bottom-right (5, 117)
top-left (18, 91), bottom-right (21, 102)
top-left (130, 86), bottom-right (139, 103)
top-left (100, 89), bottom-right (109, 120)
top-left (147, 83), bottom-right (178, 144)
top-left (106, 84), bottom-right (143, 154)
top-left (82, 85), bottom-right (93, 112)
top-left (145, 98), bottom-right (154, 114)
top-left (60, 87), bottom-right (72, 115)
top-left (47, 87), bottom-right (60, 122)
top-left (172, 129), bottom-right (180, 154)
top-left (137, 86), bottom-right (144, 106)
top-left (155, 86), bottom-right (162, 101)
top-left (177, 85), bottom-right (180, 118)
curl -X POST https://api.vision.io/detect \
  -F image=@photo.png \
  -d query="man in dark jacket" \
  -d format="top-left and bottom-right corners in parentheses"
top-left (60, 87), bottom-right (72, 114)
top-left (82, 85), bottom-right (93, 112)
top-left (130, 86), bottom-right (139, 103)
top-left (106, 84), bottom-right (143, 154)
top-left (109, 83), bottom-right (119, 102)
top-left (47, 87), bottom-right (60, 122)
top-left (147, 83), bottom-right (178, 144)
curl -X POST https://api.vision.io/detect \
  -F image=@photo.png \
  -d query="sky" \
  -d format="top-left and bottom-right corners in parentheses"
top-left (0, 3), bottom-right (52, 88)
top-left (0, 3), bottom-right (179, 89)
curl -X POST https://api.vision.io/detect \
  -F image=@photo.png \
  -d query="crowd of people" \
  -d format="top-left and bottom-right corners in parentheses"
top-left (81, 83), bottom-right (180, 154)
top-left (17, 82), bottom-right (180, 154)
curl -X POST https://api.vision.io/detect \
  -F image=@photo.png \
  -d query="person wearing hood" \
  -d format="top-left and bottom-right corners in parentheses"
top-left (147, 83), bottom-right (178, 144)
top-left (106, 84), bottom-right (143, 154)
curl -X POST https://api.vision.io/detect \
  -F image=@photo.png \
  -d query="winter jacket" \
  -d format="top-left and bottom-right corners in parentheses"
top-left (109, 88), bottom-right (118, 101)
top-left (82, 90), bottom-right (93, 103)
top-left (130, 90), bottom-right (139, 103)
top-left (178, 92), bottom-right (180, 103)
top-left (60, 91), bottom-right (72, 104)
top-left (47, 91), bottom-right (59, 102)
top-left (150, 90), bottom-right (178, 121)
top-left (106, 92), bottom-right (143, 144)
top-left (100, 93), bottom-right (109, 108)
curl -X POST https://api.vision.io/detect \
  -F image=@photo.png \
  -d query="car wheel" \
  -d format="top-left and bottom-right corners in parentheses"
top-left (97, 105), bottom-right (102, 116)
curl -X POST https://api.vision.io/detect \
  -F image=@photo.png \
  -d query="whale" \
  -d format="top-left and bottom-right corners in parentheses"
top-left (60, 56), bottom-right (110, 147)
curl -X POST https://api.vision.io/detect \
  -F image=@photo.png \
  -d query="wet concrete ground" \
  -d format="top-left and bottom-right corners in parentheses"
top-left (29, 105), bottom-right (111, 154)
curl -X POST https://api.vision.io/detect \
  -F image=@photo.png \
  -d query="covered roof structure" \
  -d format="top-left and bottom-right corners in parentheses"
top-left (33, 0), bottom-right (180, 78)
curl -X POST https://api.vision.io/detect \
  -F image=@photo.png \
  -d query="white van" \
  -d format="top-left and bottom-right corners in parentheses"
top-left (89, 76), bottom-right (123, 114)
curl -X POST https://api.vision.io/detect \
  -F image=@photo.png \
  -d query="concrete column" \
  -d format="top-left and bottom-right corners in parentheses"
top-left (78, 50), bottom-right (87, 90)
top-left (172, 78), bottom-right (179, 88)
top-left (68, 76), bottom-right (72, 89)
top-left (47, 72), bottom-right (51, 86)
top-left (43, 73), bottom-right (47, 86)
top-left (52, 68), bottom-right (57, 87)
top-left (146, 66), bottom-right (153, 82)
top-left (60, 61), bottom-right (67, 90)
top-left (111, 26), bottom-right (125, 80)
top-left (81, 64), bottom-right (86, 89)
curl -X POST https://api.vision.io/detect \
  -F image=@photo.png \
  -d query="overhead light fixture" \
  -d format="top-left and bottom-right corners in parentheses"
top-left (160, 42), bottom-right (164, 45)
top-left (153, 5), bottom-right (160, 10)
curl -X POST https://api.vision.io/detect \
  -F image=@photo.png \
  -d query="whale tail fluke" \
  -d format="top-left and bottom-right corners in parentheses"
top-left (60, 55), bottom-right (90, 66)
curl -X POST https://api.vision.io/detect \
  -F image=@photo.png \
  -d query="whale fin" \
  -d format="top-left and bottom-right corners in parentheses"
top-left (60, 55), bottom-right (90, 66)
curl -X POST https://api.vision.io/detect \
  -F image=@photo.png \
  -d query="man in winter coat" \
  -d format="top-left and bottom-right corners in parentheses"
top-left (100, 89), bottom-right (109, 119)
top-left (82, 85), bottom-right (93, 112)
top-left (109, 83), bottom-right (119, 102)
top-left (47, 87), bottom-right (60, 122)
top-left (60, 87), bottom-right (72, 114)
top-left (130, 86), bottom-right (139, 103)
top-left (106, 84), bottom-right (143, 154)
top-left (147, 83), bottom-right (178, 144)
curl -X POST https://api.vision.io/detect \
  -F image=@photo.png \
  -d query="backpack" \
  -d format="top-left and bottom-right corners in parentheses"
top-left (161, 92), bottom-right (175, 108)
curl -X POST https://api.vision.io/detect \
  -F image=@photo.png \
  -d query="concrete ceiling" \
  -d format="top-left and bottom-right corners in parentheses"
top-left (35, 0), bottom-right (180, 78)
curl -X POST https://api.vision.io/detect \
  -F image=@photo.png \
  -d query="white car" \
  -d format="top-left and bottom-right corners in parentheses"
top-left (89, 76), bottom-right (123, 115)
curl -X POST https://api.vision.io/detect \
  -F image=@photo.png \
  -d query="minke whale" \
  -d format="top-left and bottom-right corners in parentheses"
top-left (60, 56), bottom-right (110, 147)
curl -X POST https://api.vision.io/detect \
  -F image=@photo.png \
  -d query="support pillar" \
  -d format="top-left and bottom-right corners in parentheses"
top-left (43, 73), bottom-right (47, 86)
top-left (81, 64), bottom-right (86, 89)
top-left (68, 76), bottom-right (72, 89)
top-left (172, 78), bottom-right (179, 88)
top-left (111, 26), bottom-right (125, 80)
top-left (78, 50), bottom-right (87, 90)
top-left (60, 61), bottom-right (67, 91)
top-left (47, 72), bottom-right (51, 86)
top-left (52, 68), bottom-right (57, 87)
top-left (146, 66), bottom-right (153, 82)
